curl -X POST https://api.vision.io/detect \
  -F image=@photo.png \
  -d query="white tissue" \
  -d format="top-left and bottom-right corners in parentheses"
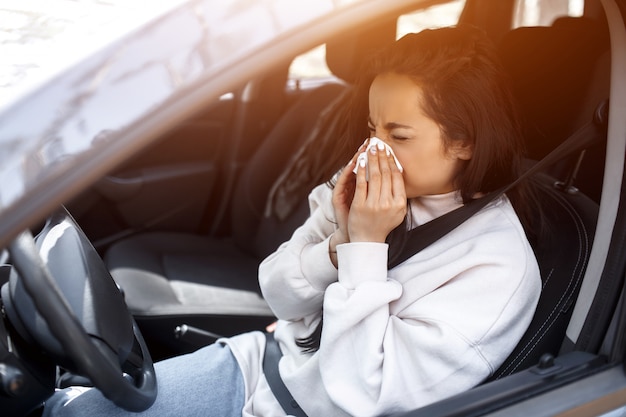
top-left (352, 137), bottom-right (403, 179)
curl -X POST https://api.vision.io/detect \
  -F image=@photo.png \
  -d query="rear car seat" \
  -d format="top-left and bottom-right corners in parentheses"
top-left (104, 23), bottom-right (396, 357)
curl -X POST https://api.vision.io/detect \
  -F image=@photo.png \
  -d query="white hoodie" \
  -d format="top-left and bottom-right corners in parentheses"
top-left (223, 183), bottom-right (540, 417)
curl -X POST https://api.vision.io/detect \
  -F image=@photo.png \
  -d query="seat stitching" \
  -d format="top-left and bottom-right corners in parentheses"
top-left (494, 191), bottom-right (590, 377)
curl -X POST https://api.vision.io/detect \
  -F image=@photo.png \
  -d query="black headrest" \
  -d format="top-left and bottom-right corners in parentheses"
top-left (325, 20), bottom-right (397, 84)
top-left (498, 17), bottom-right (609, 159)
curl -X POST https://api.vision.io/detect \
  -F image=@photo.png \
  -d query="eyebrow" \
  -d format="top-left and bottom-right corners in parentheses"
top-left (367, 117), bottom-right (413, 130)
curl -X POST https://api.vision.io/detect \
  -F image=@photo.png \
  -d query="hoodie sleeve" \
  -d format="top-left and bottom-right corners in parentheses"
top-left (258, 183), bottom-right (339, 321)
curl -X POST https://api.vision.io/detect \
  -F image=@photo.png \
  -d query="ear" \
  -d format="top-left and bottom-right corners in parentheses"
top-left (450, 141), bottom-right (473, 161)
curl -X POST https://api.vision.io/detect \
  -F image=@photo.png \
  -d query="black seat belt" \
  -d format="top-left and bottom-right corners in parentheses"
top-left (263, 101), bottom-right (606, 416)
top-left (263, 332), bottom-right (308, 417)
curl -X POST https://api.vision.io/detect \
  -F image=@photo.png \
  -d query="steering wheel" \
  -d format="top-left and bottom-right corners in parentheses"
top-left (2, 208), bottom-right (157, 412)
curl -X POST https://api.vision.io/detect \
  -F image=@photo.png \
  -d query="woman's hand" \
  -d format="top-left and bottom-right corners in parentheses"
top-left (330, 142), bottom-right (367, 252)
top-left (349, 141), bottom-right (406, 243)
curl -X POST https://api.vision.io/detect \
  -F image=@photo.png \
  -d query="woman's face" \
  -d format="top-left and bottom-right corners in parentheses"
top-left (368, 72), bottom-right (472, 199)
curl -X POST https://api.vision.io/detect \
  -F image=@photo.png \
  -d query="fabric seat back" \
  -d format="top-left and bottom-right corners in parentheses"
top-left (487, 17), bottom-right (608, 379)
top-left (487, 177), bottom-right (597, 380)
top-left (233, 21), bottom-right (397, 259)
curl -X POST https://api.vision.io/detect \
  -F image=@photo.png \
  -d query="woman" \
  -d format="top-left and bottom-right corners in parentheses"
top-left (46, 26), bottom-right (541, 417)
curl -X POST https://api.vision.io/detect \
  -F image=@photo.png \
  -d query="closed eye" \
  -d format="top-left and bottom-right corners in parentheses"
top-left (391, 134), bottom-right (409, 141)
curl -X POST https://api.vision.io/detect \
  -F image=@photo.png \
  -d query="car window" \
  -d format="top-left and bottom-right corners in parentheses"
top-left (396, 0), bottom-right (466, 38)
top-left (288, 0), bottom-right (466, 88)
top-left (513, 0), bottom-right (584, 27)
top-left (288, 44), bottom-right (331, 86)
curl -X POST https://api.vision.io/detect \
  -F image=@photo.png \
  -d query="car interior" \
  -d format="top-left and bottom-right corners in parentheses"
top-left (73, 0), bottom-right (611, 361)
top-left (1, 0), bottom-right (624, 415)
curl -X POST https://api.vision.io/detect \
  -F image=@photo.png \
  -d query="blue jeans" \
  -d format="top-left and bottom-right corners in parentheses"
top-left (44, 342), bottom-right (245, 417)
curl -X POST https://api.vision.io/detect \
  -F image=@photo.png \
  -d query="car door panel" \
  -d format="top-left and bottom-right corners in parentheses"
top-left (69, 97), bottom-right (236, 248)
top-left (97, 161), bottom-right (216, 230)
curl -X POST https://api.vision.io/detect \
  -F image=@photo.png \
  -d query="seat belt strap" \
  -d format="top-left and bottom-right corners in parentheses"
top-left (263, 332), bottom-right (308, 417)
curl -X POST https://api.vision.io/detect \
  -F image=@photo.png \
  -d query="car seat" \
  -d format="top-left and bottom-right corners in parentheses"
top-left (104, 23), bottom-right (397, 357)
top-left (484, 15), bottom-right (609, 379)
top-left (497, 16), bottom-right (610, 202)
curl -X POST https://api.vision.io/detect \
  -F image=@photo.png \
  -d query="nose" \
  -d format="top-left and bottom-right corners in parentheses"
top-left (370, 134), bottom-right (392, 150)
top-left (370, 131), bottom-right (388, 143)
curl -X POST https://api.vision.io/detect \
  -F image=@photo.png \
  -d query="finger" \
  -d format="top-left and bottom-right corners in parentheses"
top-left (348, 140), bottom-right (370, 178)
top-left (360, 137), bottom-right (370, 151)
top-left (353, 152), bottom-right (368, 204)
top-left (378, 144), bottom-right (394, 201)
top-left (390, 156), bottom-right (406, 201)
top-left (333, 170), bottom-right (351, 201)
top-left (365, 142), bottom-right (382, 199)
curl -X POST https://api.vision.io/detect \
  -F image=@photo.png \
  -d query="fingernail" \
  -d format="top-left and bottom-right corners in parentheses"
top-left (359, 159), bottom-right (366, 168)
top-left (377, 142), bottom-right (385, 151)
top-left (370, 146), bottom-right (377, 154)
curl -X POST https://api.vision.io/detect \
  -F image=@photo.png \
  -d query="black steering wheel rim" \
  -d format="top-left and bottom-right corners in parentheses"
top-left (8, 219), bottom-right (157, 412)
